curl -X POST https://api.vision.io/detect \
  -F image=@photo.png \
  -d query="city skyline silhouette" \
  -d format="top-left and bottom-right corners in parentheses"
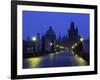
top-left (23, 11), bottom-right (89, 40)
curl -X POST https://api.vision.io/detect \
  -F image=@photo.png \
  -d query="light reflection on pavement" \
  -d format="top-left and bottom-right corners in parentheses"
top-left (23, 51), bottom-right (87, 68)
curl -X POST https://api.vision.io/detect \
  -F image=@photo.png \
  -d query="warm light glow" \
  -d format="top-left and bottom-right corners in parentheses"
top-left (59, 46), bottom-right (64, 49)
top-left (50, 43), bottom-right (53, 46)
top-left (26, 57), bottom-right (42, 68)
top-left (32, 36), bottom-right (37, 41)
top-left (72, 45), bottom-right (75, 49)
top-left (80, 38), bottom-right (83, 42)
top-left (56, 45), bottom-right (58, 47)
top-left (75, 43), bottom-right (77, 46)
top-left (75, 55), bottom-right (87, 66)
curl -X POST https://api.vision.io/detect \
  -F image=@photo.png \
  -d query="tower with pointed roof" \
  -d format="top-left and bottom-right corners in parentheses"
top-left (67, 22), bottom-right (80, 49)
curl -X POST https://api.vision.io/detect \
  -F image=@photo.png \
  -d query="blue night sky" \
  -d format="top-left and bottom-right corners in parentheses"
top-left (23, 11), bottom-right (89, 40)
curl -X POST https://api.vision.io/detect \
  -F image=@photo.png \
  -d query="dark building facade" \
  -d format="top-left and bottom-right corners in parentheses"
top-left (44, 26), bottom-right (56, 52)
top-left (23, 22), bottom-right (83, 55)
top-left (57, 22), bottom-right (80, 50)
top-left (45, 26), bottom-right (56, 41)
top-left (67, 22), bottom-right (80, 49)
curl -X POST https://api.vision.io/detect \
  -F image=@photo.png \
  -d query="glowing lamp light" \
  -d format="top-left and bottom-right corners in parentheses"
top-left (32, 36), bottom-right (37, 41)
top-left (27, 57), bottom-right (41, 68)
top-left (56, 45), bottom-right (58, 47)
top-left (72, 45), bottom-right (75, 49)
top-left (80, 38), bottom-right (83, 42)
top-left (59, 46), bottom-right (64, 49)
top-left (50, 43), bottom-right (53, 46)
top-left (75, 43), bottom-right (77, 46)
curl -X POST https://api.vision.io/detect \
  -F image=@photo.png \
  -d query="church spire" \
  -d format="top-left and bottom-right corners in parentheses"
top-left (49, 26), bottom-right (52, 30)
top-left (70, 21), bottom-right (75, 30)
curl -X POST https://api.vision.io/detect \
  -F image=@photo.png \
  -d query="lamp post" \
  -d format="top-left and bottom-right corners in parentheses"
top-left (32, 36), bottom-right (37, 52)
top-left (71, 38), bottom-right (84, 56)
top-left (76, 37), bottom-right (83, 56)
top-left (79, 37), bottom-right (83, 50)
top-left (50, 42), bottom-right (53, 52)
top-left (80, 37), bottom-right (83, 42)
top-left (50, 40), bottom-right (55, 53)
top-left (32, 36), bottom-right (36, 41)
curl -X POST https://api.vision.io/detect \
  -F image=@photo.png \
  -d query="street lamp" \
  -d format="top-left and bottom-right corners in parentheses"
top-left (72, 45), bottom-right (75, 49)
top-left (50, 42), bottom-right (53, 46)
top-left (56, 45), bottom-right (58, 47)
top-left (80, 38), bottom-right (83, 42)
top-left (32, 36), bottom-right (37, 52)
top-left (32, 36), bottom-right (37, 42)
top-left (75, 43), bottom-right (78, 46)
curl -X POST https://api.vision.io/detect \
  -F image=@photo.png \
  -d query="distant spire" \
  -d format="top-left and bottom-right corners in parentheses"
top-left (49, 26), bottom-right (52, 30)
top-left (70, 21), bottom-right (75, 30)
top-left (37, 33), bottom-right (40, 36)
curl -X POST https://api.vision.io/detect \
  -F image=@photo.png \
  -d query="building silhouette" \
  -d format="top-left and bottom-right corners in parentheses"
top-left (67, 22), bottom-right (80, 49)
top-left (56, 22), bottom-right (80, 49)
top-left (44, 26), bottom-right (56, 52)
top-left (45, 26), bottom-right (56, 41)
top-left (23, 22), bottom-right (89, 56)
top-left (35, 33), bottom-right (41, 52)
